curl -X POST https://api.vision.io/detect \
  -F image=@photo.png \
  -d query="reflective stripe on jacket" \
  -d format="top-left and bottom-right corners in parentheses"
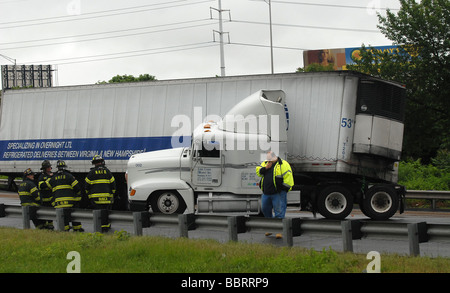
top-left (256, 158), bottom-right (294, 192)
top-left (18, 178), bottom-right (41, 206)
top-left (85, 166), bottom-right (116, 205)
top-left (38, 172), bottom-right (53, 203)
top-left (45, 170), bottom-right (81, 208)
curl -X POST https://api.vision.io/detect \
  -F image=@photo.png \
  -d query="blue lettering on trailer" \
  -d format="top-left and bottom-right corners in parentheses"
top-left (0, 136), bottom-right (191, 161)
top-left (284, 103), bottom-right (289, 131)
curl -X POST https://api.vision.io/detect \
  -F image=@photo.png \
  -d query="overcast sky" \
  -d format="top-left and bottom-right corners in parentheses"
top-left (0, 0), bottom-right (401, 88)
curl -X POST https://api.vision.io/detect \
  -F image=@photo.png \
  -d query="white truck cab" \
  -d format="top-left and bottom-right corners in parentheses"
top-left (127, 90), bottom-right (288, 215)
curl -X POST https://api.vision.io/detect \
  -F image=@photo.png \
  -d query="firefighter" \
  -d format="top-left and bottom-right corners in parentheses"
top-left (85, 155), bottom-right (116, 232)
top-left (37, 160), bottom-right (54, 230)
top-left (46, 160), bottom-right (84, 232)
top-left (18, 168), bottom-right (46, 229)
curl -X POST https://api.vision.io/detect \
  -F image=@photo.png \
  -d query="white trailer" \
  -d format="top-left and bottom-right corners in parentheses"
top-left (126, 71), bottom-right (407, 220)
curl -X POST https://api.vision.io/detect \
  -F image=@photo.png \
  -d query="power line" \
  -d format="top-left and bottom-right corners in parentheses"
top-left (31, 42), bottom-right (214, 63)
top-left (228, 19), bottom-right (380, 33)
top-left (1, 17), bottom-right (379, 51)
top-left (25, 40), bottom-right (303, 66)
top-left (0, 0), bottom-right (214, 29)
top-left (0, 19), bottom-right (215, 50)
top-left (257, 0), bottom-right (400, 11)
top-left (226, 41), bottom-right (306, 51)
top-left (25, 42), bottom-right (219, 65)
top-left (0, 0), bottom-right (186, 27)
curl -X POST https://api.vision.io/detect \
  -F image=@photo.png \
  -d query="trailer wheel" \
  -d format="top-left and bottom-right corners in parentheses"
top-left (362, 185), bottom-right (399, 220)
top-left (150, 190), bottom-right (187, 214)
top-left (317, 185), bottom-right (353, 220)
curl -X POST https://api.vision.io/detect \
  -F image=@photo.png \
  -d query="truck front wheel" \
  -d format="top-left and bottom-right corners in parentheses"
top-left (317, 185), bottom-right (353, 220)
top-left (150, 190), bottom-right (187, 214)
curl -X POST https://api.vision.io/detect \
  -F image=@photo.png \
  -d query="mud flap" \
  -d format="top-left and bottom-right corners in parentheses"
top-left (397, 185), bottom-right (406, 214)
top-left (298, 185), bottom-right (317, 218)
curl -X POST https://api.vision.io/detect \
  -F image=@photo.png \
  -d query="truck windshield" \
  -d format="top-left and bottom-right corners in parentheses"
top-left (197, 141), bottom-right (220, 158)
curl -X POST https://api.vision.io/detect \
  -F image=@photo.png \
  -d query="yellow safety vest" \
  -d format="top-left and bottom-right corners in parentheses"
top-left (256, 158), bottom-right (294, 192)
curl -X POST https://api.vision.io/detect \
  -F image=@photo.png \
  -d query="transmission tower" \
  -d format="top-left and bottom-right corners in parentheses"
top-left (210, 0), bottom-right (230, 77)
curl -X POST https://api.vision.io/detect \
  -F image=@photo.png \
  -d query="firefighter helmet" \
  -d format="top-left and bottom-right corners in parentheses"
top-left (41, 160), bottom-right (52, 170)
top-left (92, 155), bottom-right (105, 165)
top-left (23, 168), bottom-right (34, 177)
top-left (56, 160), bottom-right (67, 170)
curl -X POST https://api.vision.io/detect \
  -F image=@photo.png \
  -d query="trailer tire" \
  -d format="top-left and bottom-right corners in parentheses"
top-left (317, 185), bottom-right (353, 220)
top-left (362, 185), bottom-right (399, 220)
top-left (358, 202), bottom-right (371, 218)
top-left (150, 190), bottom-right (187, 214)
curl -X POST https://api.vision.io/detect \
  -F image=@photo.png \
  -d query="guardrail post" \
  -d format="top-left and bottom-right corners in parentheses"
top-left (56, 208), bottom-right (71, 231)
top-left (0, 203), bottom-right (5, 218)
top-left (133, 212), bottom-right (143, 236)
top-left (178, 213), bottom-right (195, 238)
top-left (92, 209), bottom-right (109, 233)
top-left (408, 223), bottom-right (420, 256)
top-left (227, 216), bottom-right (238, 242)
top-left (292, 218), bottom-right (302, 237)
top-left (22, 206), bottom-right (31, 229)
top-left (341, 220), bottom-right (353, 252)
top-left (93, 210), bottom-right (103, 233)
top-left (141, 211), bottom-right (151, 229)
top-left (56, 208), bottom-right (65, 231)
top-left (283, 218), bottom-right (293, 247)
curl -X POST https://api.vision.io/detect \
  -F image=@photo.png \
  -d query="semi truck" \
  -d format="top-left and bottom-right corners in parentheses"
top-left (126, 71), bottom-right (407, 220)
top-left (0, 71), bottom-right (406, 219)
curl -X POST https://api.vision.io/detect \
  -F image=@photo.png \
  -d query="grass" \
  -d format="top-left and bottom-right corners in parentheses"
top-left (0, 227), bottom-right (449, 273)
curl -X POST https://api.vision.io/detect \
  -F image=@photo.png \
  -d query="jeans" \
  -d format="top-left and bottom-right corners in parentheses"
top-left (261, 190), bottom-right (287, 218)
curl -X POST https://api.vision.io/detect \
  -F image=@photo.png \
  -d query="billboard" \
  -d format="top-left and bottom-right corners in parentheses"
top-left (303, 45), bottom-right (401, 70)
top-left (1, 64), bottom-right (53, 90)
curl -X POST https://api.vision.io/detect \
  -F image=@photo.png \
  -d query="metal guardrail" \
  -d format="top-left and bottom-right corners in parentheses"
top-left (1, 203), bottom-right (449, 256)
top-left (0, 178), bottom-right (21, 183)
top-left (405, 190), bottom-right (450, 210)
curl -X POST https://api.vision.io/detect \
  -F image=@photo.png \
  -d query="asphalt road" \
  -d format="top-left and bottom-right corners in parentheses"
top-left (1, 191), bottom-right (450, 258)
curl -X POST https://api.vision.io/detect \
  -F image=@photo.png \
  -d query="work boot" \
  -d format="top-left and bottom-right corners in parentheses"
top-left (275, 233), bottom-right (282, 239)
top-left (73, 225), bottom-right (84, 232)
top-left (44, 221), bottom-right (54, 230)
top-left (101, 223), bottom-right (111, 233)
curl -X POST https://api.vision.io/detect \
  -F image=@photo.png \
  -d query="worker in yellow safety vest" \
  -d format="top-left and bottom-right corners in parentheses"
top-left (256, 151), bottom-right (294, 238)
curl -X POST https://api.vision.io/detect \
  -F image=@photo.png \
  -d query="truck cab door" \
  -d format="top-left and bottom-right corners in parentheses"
top-left (191, 141), bottom-right (222, 187)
